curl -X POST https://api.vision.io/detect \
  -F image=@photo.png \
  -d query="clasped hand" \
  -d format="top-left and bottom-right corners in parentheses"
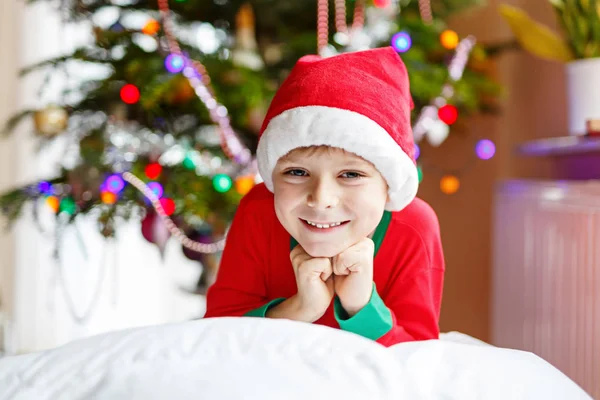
top-left (289, 238), bottom-right (374, 322)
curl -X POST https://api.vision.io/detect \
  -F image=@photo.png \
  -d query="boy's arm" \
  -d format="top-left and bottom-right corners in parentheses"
top-left (334, 215), bottom-right (445, 347)
top-left (204, 190), bottom-right (274, 318)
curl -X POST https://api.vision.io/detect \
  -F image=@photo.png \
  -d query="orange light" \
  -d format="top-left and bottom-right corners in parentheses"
top-left (101, 191), bottom-right (118, 204)
top-left (440, 175), bottom-right (460, 194)
top-left (46, 196), bottom-right (60, 212)
top-left (142, 19), bottom-right (161, 36)
top-left (235, 176), bottom-right (255, 195)
top-left (440, 30), bottom-right (459, 50)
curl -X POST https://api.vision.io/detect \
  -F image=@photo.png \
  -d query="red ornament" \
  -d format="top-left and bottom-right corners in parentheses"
top-left (438, 104), bottom-right (458, 125)
top-left (160, 198), bottom-right (176, 216)
top-left (120, 84), bottom-right (140, 104)
top-left (374, 0), bottom-right (390, 8)
top-left (145, 163), bottom-right (162, 180)
top-left (141, 211), bottom-right (171, 257)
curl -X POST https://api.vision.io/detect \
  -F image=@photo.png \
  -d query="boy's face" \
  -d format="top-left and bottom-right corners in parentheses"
top-left (272, 146), bottom-right (389, 258)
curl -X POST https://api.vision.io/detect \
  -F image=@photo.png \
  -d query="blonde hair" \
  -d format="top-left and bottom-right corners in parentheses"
top-left (279, 145), bottom-right (349, 162)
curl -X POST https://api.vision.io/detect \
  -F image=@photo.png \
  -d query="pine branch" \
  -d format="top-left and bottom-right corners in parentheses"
top-left (1, 109), bottom-right (35, 136)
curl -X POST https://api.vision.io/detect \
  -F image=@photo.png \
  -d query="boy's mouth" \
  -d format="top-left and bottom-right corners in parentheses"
top-left (300, 218), bottom-right (350, 231)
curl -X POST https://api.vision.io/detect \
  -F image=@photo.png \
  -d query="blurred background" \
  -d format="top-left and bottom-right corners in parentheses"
top-left (0, 0), bottom-right (598, 398)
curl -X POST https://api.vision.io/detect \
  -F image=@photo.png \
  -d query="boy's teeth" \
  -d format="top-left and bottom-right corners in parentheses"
top-left (305, 220), bottom-right (343, 229)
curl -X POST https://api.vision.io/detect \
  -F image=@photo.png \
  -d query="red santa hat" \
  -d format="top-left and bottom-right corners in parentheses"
top-left (256, 46), bottom-right (418, 211)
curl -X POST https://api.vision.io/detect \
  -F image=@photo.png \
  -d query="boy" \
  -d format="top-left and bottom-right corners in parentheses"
top-left (204, 47), bottom-right (445, 347)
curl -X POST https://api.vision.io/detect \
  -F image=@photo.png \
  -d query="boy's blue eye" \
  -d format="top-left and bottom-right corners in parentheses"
top-left (286, 169), bottom-right (308, 177)
top-left (340, 171), bottom-right (362, 179)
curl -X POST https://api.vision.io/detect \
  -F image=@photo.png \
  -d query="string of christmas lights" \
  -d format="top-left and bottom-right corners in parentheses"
top-left (418, 0), bottom-right (433, 24)
top-left (409, 34), bottom-right (495, 192)
top-left (156, 0), bottom-right (252, 166)
top-left (123, 172), bottom-right (227, 253)
top-left (318, 0), bottom-right (366, 54)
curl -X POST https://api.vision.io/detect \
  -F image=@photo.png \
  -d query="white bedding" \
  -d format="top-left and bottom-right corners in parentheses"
top-left (0, 318), bottom-right (591, 400)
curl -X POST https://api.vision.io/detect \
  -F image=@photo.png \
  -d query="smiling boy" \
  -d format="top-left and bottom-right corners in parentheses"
top-left (204, 47), bottom-right (445, 347)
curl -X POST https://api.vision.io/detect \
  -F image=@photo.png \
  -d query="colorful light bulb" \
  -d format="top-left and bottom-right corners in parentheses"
top-left (391, 32), bottom-right (412, 53)
top-left (476, 139), bottom-right (495, 160)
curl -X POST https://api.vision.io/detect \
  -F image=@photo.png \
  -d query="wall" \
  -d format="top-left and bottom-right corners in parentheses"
top-left (0, 0), bottom-right (21, 344)
top-left (421, 0), bottom-right (567, 341)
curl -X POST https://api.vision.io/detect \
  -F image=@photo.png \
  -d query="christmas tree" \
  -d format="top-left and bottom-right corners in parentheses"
top-left (1, 0), bottom-right (501, 285)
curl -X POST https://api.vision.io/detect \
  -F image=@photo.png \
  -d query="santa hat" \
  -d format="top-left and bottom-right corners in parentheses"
top-left (256, 46), bottom-right (418, 212)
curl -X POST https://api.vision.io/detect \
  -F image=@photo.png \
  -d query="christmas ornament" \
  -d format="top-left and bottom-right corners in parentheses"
top-left (232, 3), bottom-right (264, 70)
top-left (141, 210), bottom-right (171, 258)
top-left (33, 105), bottom-right (68, 137)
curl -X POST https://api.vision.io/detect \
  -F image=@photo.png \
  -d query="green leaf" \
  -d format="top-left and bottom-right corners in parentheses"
top-left (499, 4), bottom-right (574, 62)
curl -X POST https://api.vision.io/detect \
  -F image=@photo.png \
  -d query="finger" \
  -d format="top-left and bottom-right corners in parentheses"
top-left (359, 237), bottom-right (375, 254)
top-left (333, 254), bottom-right (350, 276)
top-left (290, 246), bottom-right (310, 268)
top-left (316, 258), bottom-right (333, 278)
top-left (290, 244), bottom-right (305, 261)
top-left (320, 269), bottom-right (332, 281)
top-left (346, 262), bottom-right (362, 273)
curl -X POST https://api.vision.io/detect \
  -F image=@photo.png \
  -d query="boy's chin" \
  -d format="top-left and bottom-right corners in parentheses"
top-left (301, 243), bottom-right (345, 259)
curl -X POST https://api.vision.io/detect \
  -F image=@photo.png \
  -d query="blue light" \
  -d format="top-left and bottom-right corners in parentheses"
top-left (476, 139), bottom-right (496, 160)
top-left (391, 32), bottom-right (412, 53)
top-left (105, 174), bottom-right (125, 193)
top-left (147, 182), bottom-right (164, 199)
top-left (165, 54), bottom-right (185, 73)
top-left (38, 181), bottom-right (53, 195)
top-left (414, 143), bottom-right (420, 160)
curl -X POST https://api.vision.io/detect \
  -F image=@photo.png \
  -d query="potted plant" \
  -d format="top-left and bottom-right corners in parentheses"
top-left (499, 1), bottom-right (600, 136)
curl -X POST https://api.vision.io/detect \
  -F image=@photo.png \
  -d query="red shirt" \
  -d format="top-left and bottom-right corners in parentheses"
top-left (205, 183), bottom-right (445, 347)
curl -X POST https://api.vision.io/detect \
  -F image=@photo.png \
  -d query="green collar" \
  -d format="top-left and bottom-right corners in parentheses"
top-left (289, 211), bottom-right (392, 256)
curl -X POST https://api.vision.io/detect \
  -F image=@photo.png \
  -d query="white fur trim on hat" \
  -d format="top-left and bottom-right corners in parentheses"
top-left (257, 105), bottom-right (418, 211)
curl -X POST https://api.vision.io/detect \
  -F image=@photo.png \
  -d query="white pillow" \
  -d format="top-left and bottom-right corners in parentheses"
top-left (0, 318), bottom-right (591, 400)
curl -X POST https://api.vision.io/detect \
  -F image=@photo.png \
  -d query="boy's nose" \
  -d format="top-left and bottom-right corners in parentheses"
top-left (306, 178), bottom-right (339, 209)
